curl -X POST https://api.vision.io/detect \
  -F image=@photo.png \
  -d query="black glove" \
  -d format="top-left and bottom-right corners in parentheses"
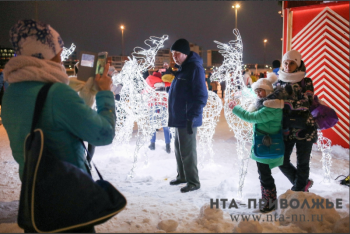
top-left (186, 120), bottom-right (193, 135)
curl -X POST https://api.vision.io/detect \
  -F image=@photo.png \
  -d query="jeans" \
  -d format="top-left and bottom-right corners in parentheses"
top-left (256, 162), bottom-right (276, 190)
top-left (279, 139), bottom-right (313, 191)
top-left (151, 127), bottom-right (171, 144)
top-left (150, 105), bottom-right (170, 144)
top-left (115, 94), bottom-right (120, 101)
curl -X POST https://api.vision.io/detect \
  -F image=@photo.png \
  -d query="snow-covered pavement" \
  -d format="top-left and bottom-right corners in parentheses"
top-left (0, 108), bottom-right (349, 233)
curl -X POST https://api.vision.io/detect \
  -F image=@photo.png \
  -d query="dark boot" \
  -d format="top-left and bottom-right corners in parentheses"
top-left (169, 179), bottom-right (186, 185)
top-left (166, 143), bottom-right (171, 154)
top-left (260, 186), bottom-right (277, 213)
top-left (180, 184), bottom-right (200, 193)
top-left (149, 142), bottom-right (155, 150)
top-left (303, 179), bottom-right (314, 192)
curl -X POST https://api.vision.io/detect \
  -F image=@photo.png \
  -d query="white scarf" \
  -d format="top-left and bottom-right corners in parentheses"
top-left (278, 70), bottom-right (305, 83)
top-left (3, 55), bottom-right (69, 84)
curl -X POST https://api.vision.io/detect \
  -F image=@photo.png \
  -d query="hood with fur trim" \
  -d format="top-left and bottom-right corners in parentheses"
top-left (255, 87), bottom-right (285, 110)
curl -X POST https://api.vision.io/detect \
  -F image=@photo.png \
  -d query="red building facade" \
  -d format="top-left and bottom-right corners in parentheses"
top-left (282, 1), bottom-right (349, 148)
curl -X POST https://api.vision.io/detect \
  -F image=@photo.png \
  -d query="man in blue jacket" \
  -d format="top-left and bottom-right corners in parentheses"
top-left (168, 38), bottom-right (208, 193)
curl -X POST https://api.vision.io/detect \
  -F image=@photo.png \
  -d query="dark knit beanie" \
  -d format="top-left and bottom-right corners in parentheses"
top-left (171, 38), bottom-right (190, 55)
top-left (272, 60), bottom-right (281, 68)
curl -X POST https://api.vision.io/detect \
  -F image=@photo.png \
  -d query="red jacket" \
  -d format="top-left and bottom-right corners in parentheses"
top-left (145, 72), bottom-right (169, 108)
top-left (146, 72), bottom-right (171, 88)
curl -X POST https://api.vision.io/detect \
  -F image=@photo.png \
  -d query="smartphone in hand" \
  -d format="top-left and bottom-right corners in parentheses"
top-left (95, 52), bottom-right (108, 75)
top-left (77, 51), bottom-right (97, 82)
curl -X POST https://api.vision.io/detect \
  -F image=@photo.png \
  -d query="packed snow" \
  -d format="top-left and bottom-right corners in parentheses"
top-left (0, 107), bottom-right (349, 233)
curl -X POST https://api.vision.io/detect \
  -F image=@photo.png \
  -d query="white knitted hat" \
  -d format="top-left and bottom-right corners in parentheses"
top-left (251, 73), bottom-right (278, 94)
top-left (282, 50), bottom-right (302, 67)
top-left (9, 19), bottom-right (64, 60)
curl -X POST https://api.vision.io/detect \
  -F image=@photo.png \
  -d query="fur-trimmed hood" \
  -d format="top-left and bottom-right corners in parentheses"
top-left (247, 87), bottom-right (285, 112)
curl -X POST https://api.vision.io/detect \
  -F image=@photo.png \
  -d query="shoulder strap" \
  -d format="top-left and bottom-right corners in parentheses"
top-left (31, 83), bottom-right (105, 180)
top-left (255, 127), bottom-right (270, 136)
top-left (30, 83), bottom-right (54, 133)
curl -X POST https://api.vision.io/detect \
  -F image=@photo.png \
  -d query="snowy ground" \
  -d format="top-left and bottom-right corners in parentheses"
top-left (0, 107), bottom-right (349, 233)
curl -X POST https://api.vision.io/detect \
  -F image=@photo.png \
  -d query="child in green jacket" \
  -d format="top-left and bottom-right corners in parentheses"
top-left (229, 73), bottom-right (283, 213)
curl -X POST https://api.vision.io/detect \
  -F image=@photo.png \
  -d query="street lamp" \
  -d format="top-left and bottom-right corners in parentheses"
top-left (263, 39), bottom-right (267, 65)
top-left (120, 25), bottom-right (125, 56)
top-left (232, 4), bottom-right (240, 29)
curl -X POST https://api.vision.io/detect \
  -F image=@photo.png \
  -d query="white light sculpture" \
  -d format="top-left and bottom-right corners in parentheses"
top-left (197, 91), bottom-right (223, 166)
top-left (112, 35), bottom-right (169, 178)
top-left (210, 29), bottom-right (256, 199)
top-left (316, 130), bottom-right (333, 183)
top-left (61, 43), bottom-right (76, 62)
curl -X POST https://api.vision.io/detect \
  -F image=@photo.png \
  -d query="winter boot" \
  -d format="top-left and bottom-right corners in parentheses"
top-left (303, 179), bottom-right (314, 192)
top-left (148, 142), bottom-right (155, 150)
top-left (260, 186), bottom-right (277, 213)
top-left (165, 143), bottom-right (171, 154)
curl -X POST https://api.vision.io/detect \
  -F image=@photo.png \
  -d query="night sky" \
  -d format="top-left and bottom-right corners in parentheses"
top-left (0, 1), bottom-right (283, 65)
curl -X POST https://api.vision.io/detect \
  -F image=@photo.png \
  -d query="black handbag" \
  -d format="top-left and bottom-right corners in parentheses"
top-left (18, 83), bottom-right (127, 233)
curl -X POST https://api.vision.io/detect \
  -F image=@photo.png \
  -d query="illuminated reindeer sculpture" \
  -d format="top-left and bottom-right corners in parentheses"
top-left (197, 91), bottom-right (223, 166)
top-left (61, 43), bottom-right (76, 62)
top-left (112, 35), bottom-right (169, 178)
top-left (210, 29), bottom-right (256, 198)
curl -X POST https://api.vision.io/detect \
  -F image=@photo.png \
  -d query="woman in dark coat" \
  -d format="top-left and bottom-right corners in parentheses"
top-left (263, 50), bottom-right (317, 192)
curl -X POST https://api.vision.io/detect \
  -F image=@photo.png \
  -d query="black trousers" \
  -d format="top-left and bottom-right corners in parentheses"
top-left (174, 127), bottom-right (200, 187)
top-left (256, 162), bottom-right (276, 190)
top-left (279, 139), bottom-right (313, 191)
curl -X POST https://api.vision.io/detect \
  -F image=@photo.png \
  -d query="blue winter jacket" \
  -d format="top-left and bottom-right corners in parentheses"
top-left (168, 52), bottom-right (208, 128)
